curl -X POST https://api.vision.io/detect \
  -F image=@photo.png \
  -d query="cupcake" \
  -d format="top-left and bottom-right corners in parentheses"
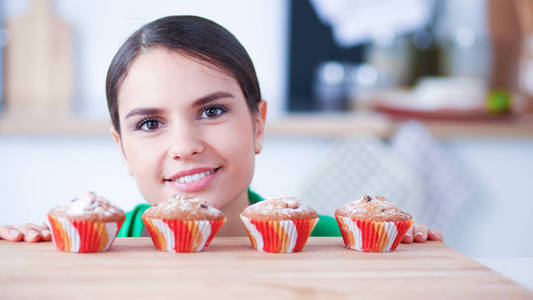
top-left (47, 191), bottom-right (125, 253)
top-left (335, 195), bottom-right (414, 252)
top-left (240, 196), bottom-right (318, 253)
top-left (141, 194), bottom-right (226, 253)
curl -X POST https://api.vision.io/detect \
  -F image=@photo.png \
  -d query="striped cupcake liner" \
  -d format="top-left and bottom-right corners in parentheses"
top-left (47, 215), bottom-right (123, 253)
top-left (335, 215), bottom-right (414, 252)
top-left (141, 217), bottom-right (226, 253)
top-left (240, 216), bottom-right (318, 253)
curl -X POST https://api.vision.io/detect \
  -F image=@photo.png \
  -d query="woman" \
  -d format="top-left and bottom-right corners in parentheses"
top-left (0, 16), bottom-right (441, 243)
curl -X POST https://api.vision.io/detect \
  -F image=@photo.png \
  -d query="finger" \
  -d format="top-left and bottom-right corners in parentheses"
top-left (16, 223), bottom-right (46, 243)
top-left (413, 224), bottom-right (429, 243)
top-left (401, 230), bottom-right (414, 243)
top-left (24, 229), bottom-right (41, 242)
top-left (401, 225), bottom-right (415, 243)
top-left (40, 224), bottom-right (52, 241)
top-left (0, 225), bottom-right (24, 242)
top-left (428, 228), bottom-right (443, 241)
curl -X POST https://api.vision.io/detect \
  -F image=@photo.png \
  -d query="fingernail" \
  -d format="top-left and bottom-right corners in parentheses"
top-left (414, 231), bottom-right (424, 237)
top-left (42, 230), bottom-right (51, 236)
top-left (27, 229), bottom-right (38, 238)
top-left (405, 232), bottom-right (411, 237)
top-left (10, 229), bottom-right (20, 237)
top-left (429, 230), bottom-right (435, 235)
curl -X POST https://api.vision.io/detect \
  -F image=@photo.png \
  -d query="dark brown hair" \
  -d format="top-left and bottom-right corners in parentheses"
top-left (105, 15), bottom-right (262, 134)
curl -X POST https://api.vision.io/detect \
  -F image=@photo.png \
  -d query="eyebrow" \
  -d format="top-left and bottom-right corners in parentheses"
top-left (125, 107), bottom-right (164, 119)
top-left (124, 91), bottom-right (234, 119)
top-left (192, 91), bottom-right (234, 107)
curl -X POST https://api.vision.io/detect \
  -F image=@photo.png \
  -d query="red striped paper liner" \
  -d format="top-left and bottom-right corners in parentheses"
top-left (240, 216), bottom-right (318, 253)
top-left (47, 215), bottom-right (123, 253)
top-left (142, 217), bottom-right (226, 252)
top-left (335, 215), bottom-right (414, 252)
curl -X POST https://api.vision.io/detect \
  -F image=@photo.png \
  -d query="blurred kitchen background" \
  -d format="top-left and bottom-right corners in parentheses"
top-left (1, 0), bottom-right (533, 261)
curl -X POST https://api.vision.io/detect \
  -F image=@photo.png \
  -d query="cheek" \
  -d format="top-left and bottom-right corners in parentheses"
top-left (209, 117), bottom-right (256, 177)
top-left (123, 139), bottom-right (157, 172)
top-left (122, 137), bottom-right (166, 202)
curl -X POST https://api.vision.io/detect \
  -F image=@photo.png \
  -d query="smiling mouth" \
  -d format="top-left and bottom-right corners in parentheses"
top-left (165, 167), bottom-right (220, 184)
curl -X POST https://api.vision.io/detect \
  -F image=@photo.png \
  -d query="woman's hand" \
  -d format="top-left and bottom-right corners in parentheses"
top-left (0, 223), bottom-right (52, 242)
top-left (401, 223), bottom-right (442, 243)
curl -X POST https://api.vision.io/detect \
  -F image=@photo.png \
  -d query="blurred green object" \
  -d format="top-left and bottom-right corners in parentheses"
top-left (486, 90), bottom-right (511, 113)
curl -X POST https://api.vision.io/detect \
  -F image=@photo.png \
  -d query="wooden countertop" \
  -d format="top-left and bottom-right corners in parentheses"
top-left (1, 237), bottom-right (531, 299)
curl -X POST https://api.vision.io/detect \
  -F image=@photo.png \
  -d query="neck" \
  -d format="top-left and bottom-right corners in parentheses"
top-left (217, 189), bottom-right (249, 236)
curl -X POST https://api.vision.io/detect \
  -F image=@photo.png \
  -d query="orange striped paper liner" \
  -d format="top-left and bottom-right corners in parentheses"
top-left (336, 215), bottom-right (413, 252)
top-left (47, 215), bottom-right (123, 253)
top-left (240, 216), bottom-right (318, 253)
top-left (142, 217), bottom-right (226, 253)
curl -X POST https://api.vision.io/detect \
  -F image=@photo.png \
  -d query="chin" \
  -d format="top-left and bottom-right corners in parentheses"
top-left (202, 193), bottom-right (230, 210)
top-left (204, 199), bottom-right (226, 210)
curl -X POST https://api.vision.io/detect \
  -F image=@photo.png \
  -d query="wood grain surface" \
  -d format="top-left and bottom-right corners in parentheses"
top-left (1, 237), bottom-right (531, 299)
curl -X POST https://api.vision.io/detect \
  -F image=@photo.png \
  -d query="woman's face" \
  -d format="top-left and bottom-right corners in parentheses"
top-left (113, 47), bottom-right (266, 209)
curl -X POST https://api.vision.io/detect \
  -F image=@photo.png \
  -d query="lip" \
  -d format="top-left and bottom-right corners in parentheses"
top-left (167, 167), bottom-right (217, 180)
top-left (165, 167), bottom-right (220, 193)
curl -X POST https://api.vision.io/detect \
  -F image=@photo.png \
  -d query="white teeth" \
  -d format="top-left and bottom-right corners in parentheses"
top-left (174, 169), bottom-right (215, 184)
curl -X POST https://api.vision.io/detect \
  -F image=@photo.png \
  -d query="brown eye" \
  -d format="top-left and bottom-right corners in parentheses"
top-left (145, 120), bottom-right (160, 130)
top-left (205, 107), bottom-right (220, 118)
top-left (137, 118), bottom-right (163, 131)
top-left (200, 104), bottom-right (228, 119)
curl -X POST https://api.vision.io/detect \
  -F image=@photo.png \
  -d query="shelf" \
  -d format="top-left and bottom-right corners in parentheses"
top-left (266, 112), bottom-right (533, 139)
top-left (0, 112), bottom-right (111, 136)
top-left (2, 111), bottom-right (533, 139)
top-left (266, 112), bottom-right (394, 138)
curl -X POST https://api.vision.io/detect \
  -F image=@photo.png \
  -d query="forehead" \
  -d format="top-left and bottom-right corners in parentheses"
top-left (118, 47), bottom-right (241, 110)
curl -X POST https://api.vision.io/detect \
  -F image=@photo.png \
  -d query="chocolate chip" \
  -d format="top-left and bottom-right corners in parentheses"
top-left (381, 209), bottom-right (386, 212)
top-left (363, 195), bottom-right (372, 202)
top-left (200, 203), bottom-right (208, 209)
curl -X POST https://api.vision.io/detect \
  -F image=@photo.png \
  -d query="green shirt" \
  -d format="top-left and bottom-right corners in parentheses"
top-left (117, 190), bottom-right (341, 237)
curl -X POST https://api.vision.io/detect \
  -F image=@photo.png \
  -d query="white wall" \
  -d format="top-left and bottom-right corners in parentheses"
top-left (442, 139), bottom-right (533, 258)
top-left (3, 0), bottom-right (289, 119)
top-left (0, 136), bottom-right (144, 223)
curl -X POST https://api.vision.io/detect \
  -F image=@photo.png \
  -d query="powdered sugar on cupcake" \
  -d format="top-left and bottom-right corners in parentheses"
top-left (143, 194), bottom-right (225, 220)
top-left (48, 191), bottom-right (125, 222)
top-left (336, 195), bottom-right (412, 222)
top-left (241, 196), bottom-right (318, 220)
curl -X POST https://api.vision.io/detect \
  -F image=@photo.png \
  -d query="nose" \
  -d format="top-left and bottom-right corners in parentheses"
top-left (167, 124), bottom-right (205, 160)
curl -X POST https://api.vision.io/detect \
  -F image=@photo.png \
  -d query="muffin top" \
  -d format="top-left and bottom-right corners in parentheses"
top-left (335, 195), bottom-right (412, 222)
top-left (48, 191), bottom-right (125, 222)
top-left (240, 196), bottom-right (318, 220)
top-left (142, 194), bottom-right (225, 221)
